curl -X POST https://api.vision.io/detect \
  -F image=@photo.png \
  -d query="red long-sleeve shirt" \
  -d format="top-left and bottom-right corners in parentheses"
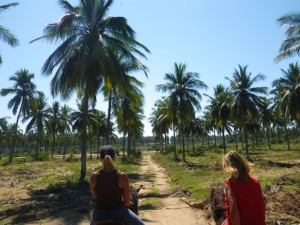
top-left (224, 177), bottom-right (265, 225)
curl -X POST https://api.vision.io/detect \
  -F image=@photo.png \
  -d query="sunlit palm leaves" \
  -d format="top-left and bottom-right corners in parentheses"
top-left (0, 2), bottom-right (19, 65)
top-left (275, 13), bottom-right (300, 62)
top-left (226, 65), bottom-right (267, 156)
top-left (32, 0), bottom-right (149, 180)
top-left (156, 62), bottom-right (207, 161)
top-left (0, 69), bottom-right (36, 162)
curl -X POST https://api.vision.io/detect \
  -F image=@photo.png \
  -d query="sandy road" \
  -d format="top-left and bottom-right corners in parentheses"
top-left (138, 151), bottom-right (213, 225)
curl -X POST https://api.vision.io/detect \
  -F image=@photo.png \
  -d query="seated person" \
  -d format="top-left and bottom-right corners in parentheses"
top-left (222, 150), bottom-right (265, 225)
top-left (89, 145), bottom-right (144, 225)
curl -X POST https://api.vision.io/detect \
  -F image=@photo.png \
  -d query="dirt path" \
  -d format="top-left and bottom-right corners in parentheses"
top-left (23, 152), bottom-right (213, 225)
top-left (138, 151), bottom-right (213, 225)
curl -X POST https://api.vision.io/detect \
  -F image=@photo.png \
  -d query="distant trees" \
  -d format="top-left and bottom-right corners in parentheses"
top-left (155, 62), bottom-right (207, 161)
top-left (3, 6), bottom-right (300, 169)
top-left (24, 93), bottom-right (50, 160)
top-left (204, 84), bottom-right (232, 154)
top-left (226, 65), bottom-right (268, 157)
top-left (0, 69), bottom-right (36, 162)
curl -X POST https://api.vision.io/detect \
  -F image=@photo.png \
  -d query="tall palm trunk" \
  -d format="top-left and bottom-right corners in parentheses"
top-left (164, 133), bottom-right (168, 153)
top-left (122, 132), bottom-right (126, 157)
top-left (283, 120), bottom-right (291, 150)
top-left (63, 132), bottom-right (66, 159)
top-left (222, 126), bottom-right (226, 154)
top-left (172, 124), bottom-right (177, 160)
top-left (51, 130), bottom-right (56, 159)
top-left (35, 133), bottom-right (39, 160)
top-left (213, 128), bottom-right (217, 147)
top-left (244, 127), bottom-right (249, 158)
top-left (191, 135), bottom-right (195, 152)
top-left (80, 93), bottom-right (88, 181)
top-left (181, 132), bottom-right (185, 162)
top-left (266, 127), bottom-right (271, 150)
top-left (106, 91), bottom-right (112, 145)
top-left (127, 132), bottom-right (131, 157)
top-left (10, 103), bottom-right (23, 163)
top-left (89, 137), bottom-right (93, 160)
top-left (234, 126), bottom-right (238, 151)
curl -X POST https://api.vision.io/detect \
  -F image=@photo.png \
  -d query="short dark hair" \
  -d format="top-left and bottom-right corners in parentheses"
top-left (100, 145), bottom-right (116, 159)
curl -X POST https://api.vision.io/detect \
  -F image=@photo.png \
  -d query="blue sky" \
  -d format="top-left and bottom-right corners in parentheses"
top-left (0, 0), bottom-right (298, 136)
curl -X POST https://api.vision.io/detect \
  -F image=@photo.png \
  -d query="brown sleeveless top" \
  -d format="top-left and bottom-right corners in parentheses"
top-left (94, 169), bottom-right (123, 210)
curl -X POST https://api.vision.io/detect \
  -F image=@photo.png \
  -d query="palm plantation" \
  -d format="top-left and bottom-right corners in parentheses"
top-left (204, 84), bottom-right (232, 154)
top-left (31, 0), bottom-right (150, 180)
top-left (156, 62), bottom-right (207, 161)
top-left (272, 63), bottom-right (300, 123)
top-left (0, 69), bottom-right (36, 162)
top-left (226, 65), bottom-right (267, 157)
top-left (1, 4), bottom-right (300, 224)
top-left (24, 92), bottom-right (50, 160)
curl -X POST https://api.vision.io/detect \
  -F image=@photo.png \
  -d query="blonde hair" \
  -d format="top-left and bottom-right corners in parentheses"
top-left (222, 151), bottom-right (253, 182)
top-left (102, 155), bottom-right (114, 171)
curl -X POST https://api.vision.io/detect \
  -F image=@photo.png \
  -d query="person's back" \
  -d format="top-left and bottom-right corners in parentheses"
top-left (225, 177), bottom-right (265, 225)
top-left (223, 151), bottom-right (265, 225)
top-left (89, 145), bottom-right (145, 225)
top-left (94, 169), bottom-right (123, 211)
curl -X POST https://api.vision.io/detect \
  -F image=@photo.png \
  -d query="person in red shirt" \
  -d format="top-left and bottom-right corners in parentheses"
top-left (222, 151), bottom-right (265, 225)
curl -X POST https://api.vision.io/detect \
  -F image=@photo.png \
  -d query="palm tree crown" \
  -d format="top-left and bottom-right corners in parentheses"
top-left (272, 62), bottom-right (300, 122)
top-left (31, 0), bottom-right (150, 180)
top-left (0, 2), bottom-right (19, 64)
top-left (275, 12), bottom-right (300, 62)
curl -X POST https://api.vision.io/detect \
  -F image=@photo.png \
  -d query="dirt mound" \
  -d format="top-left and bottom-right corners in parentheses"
top-left (265, 190), bottom-right (300, 224)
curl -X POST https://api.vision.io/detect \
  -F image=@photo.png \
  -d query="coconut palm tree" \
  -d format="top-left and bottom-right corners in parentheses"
top-left (58, 104), bottom-right (72, 159)
top-left (0, 2), bottom-right (19, 65)
top-left (259, 99), bottom-right (274, 150)
top-left (0, 117), bottom-right (9, 155)
top-left (272, 62), bottom-right (300, 123)
top-left (226, 65), bottom-right (268, 157)
top-left (31, 0), bottom-right (150, 180)
top-left (156, 62), bottom-right (207, 162)
top-left (92, 109), bottom-right (107, 152)
top-left (48, 101), bottom-right (60, 158)
top-left (24, 92), bottom-right (51, 160)
top-left (102, 52), bottom-right (148, 145)
top-left (114, 76), bottom-right (144, 157)
top-left (0, 117), bottom-right (9, 135)
top-left (0, 69), bottom-right (36, 162)
top-left (149, 98), bottom-right (172, 153)
top-left (205, 84), bottom-right (232, 154)
top-left (275, 12), bottom-right (300, 62)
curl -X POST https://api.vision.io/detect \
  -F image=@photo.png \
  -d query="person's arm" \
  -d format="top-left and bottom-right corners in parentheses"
top-left (119, 172), bottom-right (130, 206)
top-left (89, 172), bottom-right (98, 199)
top-left (225, 182), bottom-right (240, 225)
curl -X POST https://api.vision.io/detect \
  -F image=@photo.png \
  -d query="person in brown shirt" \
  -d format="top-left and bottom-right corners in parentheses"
top-left (89, 145), bottom-right (144, 225)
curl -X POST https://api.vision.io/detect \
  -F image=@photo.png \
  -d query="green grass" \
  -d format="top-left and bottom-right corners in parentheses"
top-left (152, 146), bottom-right (300, 202)
top-left (0, 154), bottom-right (142, 225)
top-left (139, 168), bottom-right (163, 211)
